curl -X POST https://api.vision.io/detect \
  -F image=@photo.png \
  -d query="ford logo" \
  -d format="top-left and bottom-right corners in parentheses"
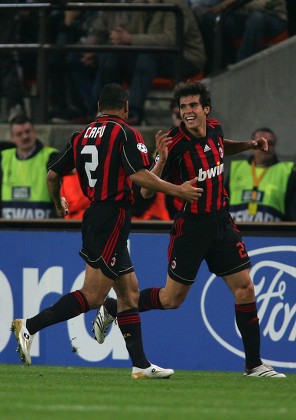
top-left (201, 246), bottom-right (296, 369)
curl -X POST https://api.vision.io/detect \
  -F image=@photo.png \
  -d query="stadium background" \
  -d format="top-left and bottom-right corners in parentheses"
top-left (0, 2), bottom-right (296, 376)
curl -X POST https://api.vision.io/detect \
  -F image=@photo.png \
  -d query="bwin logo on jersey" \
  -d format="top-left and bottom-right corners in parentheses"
top-left (137, 143), bottom-right (148, 153)
top-left (198, 163), bottom-right (224, 181)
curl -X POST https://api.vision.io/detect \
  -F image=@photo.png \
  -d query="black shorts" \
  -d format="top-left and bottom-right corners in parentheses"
top-left (79, 202), bottom-right (134, 280)
top-left (168, 209), bottom-right (251, 284)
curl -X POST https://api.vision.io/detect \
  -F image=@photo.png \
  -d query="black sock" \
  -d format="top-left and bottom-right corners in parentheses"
top-left (235, 302), bottom-right (262, 370)
top-left (117, 308), bottom-right (150, 368)
top-left (104, 297), bottom-right (118, 318)
top-left (104, 288), bottom-right (164, 316)
top-left (138, 288), bottom-right (164, 312)
top-left (26, 290), bottom-right (89, 335)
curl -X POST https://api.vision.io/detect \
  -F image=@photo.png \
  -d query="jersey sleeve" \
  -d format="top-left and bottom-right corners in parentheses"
top-left (207, 118), bottom-right (224, 139)
top-left (48, 133), bottom-right (78, 175)
top-left (47, 151), bottom-right (60, 171)
top-left (121, 127), bottom-right (151, 176)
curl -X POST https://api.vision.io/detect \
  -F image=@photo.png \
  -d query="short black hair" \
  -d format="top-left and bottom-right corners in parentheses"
top-left (99, 83), bottom-right (128, 111)
top-left (10, 115), bottom-right (33, 127)
top-left (251, 127), bottom-right (277, 143)
top-left (173, 81), bottom-right (212, 110)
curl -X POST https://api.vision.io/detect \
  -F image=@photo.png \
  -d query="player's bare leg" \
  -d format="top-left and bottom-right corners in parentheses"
top-left (12, 264), bottom-right (113, 365)
top-left (158, 275), bottom-right (192, 309)
top-left (80, 264), bottom-right (114, 308)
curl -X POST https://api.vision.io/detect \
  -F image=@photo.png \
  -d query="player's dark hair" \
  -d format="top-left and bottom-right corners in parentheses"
top-left (251, 127), bottom-right (277, 144)
top-left (173, 81), bottom-right (212, 110)
top-left (99, 83), bottom-right (128, 111)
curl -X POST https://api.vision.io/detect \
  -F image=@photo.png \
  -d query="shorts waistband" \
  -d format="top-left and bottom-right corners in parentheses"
top-left (90, 200), bottom-right (131, 210)
top-left (176, 207), bottom-right (227, 221)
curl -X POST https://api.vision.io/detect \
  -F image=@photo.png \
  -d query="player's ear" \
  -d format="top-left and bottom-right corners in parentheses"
top-left (204, 106), bottom-right (210, 115)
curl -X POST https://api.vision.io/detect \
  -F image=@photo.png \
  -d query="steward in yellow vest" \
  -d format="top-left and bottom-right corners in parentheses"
top-left (0, 116), bottom-right (59, 219)
top-left (225, 128), bottom-right (296, 222)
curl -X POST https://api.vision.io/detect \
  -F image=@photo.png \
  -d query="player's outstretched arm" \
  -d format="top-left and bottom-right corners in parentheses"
top-left (130, 169), bottom-right (203, 202)
top-left (224, 137), bottom-right (268, 155)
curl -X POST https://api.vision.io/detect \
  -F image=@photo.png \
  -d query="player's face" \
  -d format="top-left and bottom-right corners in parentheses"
top-left (179, 95), bottom-right (209, 134)
top-left (10, 122), bottom-right (37, 153)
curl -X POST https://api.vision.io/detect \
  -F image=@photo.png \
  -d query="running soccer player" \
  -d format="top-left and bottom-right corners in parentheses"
top-left (94, 81), bottom-right (286, 378)
top-left (11, 83), bottom-right (201, 379)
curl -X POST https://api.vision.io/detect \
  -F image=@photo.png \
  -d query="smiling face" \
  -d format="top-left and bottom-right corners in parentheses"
top-left (179, 95), bottom-right (210, 137)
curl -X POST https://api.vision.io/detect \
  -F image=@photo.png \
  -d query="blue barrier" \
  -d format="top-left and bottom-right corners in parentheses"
top-left (0, 229), bottom-right (296, 373)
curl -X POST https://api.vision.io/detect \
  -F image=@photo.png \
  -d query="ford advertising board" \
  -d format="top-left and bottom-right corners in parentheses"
top-left (0, 229), bottom-right (295, 373)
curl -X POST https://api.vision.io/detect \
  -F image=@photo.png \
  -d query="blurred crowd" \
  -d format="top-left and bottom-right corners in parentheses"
top-left (0, 1), bottom-right (295, 222)
top-left (0, 0), bottom-right (294, 124)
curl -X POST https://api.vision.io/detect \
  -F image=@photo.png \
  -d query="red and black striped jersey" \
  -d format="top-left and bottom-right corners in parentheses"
top-left (156, 118), bottom-right (227, 215)
top-left (49, 115), bottom-right (151, 205)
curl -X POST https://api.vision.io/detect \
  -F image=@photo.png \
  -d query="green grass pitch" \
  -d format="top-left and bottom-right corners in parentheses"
top-left (1, 364), bottom-right (296, 420)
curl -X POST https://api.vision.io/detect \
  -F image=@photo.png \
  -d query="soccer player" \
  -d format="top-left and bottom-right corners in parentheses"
top-left (11, 83), bottom-right (202, 379)
top-left (94, 81), bottom-right (286, 378)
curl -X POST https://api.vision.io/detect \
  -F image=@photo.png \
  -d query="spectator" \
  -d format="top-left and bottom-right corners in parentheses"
top-left (0, 1), bottom-right (26, 122)
top-left (198, 0), bottom-right (288, 73)
top-left (0, 116), bottom-right (59, 219)
top-left (169, 98), bottom-right (182, 128)
top-left (66, 0), bottom-right (131, 118)
top-left (18, 5), bottom-right (39, 91)
top-left (191, 0), bottom-right (223, 18)
top-left (286, 0), bottom-right (296, 36)
top-left (225, 127), bottom-right (296, 222)
top-left (101, 0), bottom-right (206, 124)
top-left (60, 169), bottom-right (90, 219)
top-left (48, 7), bottom-right (100, 123)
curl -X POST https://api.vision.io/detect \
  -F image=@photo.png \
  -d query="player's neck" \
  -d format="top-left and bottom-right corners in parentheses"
top-left (186, 123), bottom-right (206, 138)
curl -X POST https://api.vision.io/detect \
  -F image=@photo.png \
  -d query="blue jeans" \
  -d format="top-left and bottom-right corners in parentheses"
top-left (223, 11), bottom-right (287, 61)
top-left (199, 10), bottom-right (287, 72)
top-left (128, 53), bottom-right (199, 121)
top-left (99, 51), bottom-right (198, 121)
top-left (66, 51), bottom-right (99, 114)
